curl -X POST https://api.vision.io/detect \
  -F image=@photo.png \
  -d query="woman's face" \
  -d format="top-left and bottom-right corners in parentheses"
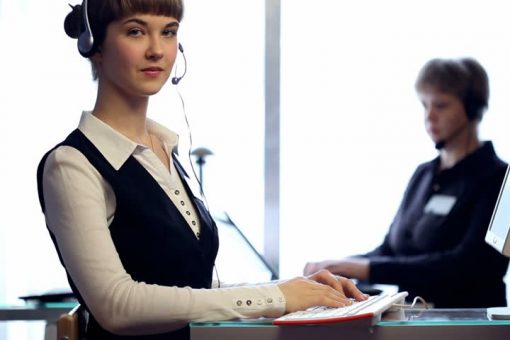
top-left (94, 13), bottom-right (180, 99)
top-left (418, 87), bottom-right (469, 145)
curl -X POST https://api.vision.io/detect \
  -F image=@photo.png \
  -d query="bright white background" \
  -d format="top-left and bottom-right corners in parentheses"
top-left (0, 0), bottom-right (509, 338)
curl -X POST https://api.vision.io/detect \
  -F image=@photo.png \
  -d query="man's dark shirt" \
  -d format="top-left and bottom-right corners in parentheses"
top-left (364, 142), bottom-right (509, 308)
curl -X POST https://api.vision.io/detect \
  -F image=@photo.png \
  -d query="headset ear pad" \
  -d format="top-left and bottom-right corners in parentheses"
top-left (78, 30), bottom-right (95, 57)
top-left (77, 0), bottom-right (95, 58)
top-left (464, 93), bottom-right (485, 121)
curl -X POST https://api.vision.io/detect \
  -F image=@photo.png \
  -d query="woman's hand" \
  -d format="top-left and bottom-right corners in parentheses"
top-left (277, 269), bottom-right (367, 313)
top-left (303, 258), bottom-right (370, 281)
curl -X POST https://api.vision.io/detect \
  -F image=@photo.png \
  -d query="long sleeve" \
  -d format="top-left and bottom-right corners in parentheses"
top-left (42, 146), bottom-right (285, 336)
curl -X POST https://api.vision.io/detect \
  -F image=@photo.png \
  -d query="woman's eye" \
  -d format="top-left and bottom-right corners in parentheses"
top-left (162, 29), bottom-right (177, 37)
top-left (127, 28), bottom-right (144, 36)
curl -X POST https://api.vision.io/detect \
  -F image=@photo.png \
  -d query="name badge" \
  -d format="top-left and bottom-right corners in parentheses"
top-left (424, 194), bottom-right (457, 215)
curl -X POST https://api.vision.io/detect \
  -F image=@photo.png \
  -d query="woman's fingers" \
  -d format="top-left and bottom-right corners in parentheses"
top-left (307, 269), bottom-right (367, 301)
top-left (279, 269), bottom-right (371, 313)
top-left (278, 276), bottom-right (357, 313)
top-left (339, 276), bottom-right (368, 301)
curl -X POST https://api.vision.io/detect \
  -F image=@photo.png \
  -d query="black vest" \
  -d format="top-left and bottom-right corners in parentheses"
top-left (37, 129), bottom-right (219, 340)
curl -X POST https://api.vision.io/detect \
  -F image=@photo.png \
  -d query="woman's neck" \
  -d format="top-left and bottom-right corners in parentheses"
top-left (93, 89), bottom-right (151, 143)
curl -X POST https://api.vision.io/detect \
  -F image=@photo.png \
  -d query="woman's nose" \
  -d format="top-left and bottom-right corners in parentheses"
top-left (146, 37), bottom-right (164, 60)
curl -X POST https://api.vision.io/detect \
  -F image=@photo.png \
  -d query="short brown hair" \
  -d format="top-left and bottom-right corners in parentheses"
top-left (415, 57), bottom-right (489, 120)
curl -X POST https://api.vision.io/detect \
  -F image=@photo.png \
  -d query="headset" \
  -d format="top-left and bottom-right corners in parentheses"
top-left (461, 58), bottom-right (488, 122)
top-left (77, 0), bottom-right (95, 57)
top-left (76, 0), bottom-right (187, 85)
top-left (463, 91), bottom-right (486, 121)
top-left (171, 43), bottom-right (187, 85)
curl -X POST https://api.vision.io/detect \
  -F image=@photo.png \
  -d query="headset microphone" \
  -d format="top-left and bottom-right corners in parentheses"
top-left (434, 140), bottom-right (446, 150)
top-left (171, 43), bottom-right (187, 85)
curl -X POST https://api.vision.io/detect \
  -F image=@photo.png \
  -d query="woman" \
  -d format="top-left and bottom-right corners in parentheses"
top-left (36, 1), bottom-right (366, 339)
top-left (304, 57), bottom-right (509, 308)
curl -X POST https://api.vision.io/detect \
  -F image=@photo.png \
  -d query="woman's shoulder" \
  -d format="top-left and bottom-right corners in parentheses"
top-left (44, 144), bottom-right (89, 168)
top-left (39, 141), bottom-right (102, 191)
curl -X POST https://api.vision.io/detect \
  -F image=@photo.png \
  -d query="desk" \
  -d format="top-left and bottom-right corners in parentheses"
top-left (0, 302), bottom-right (78, 340)
top-left (191, 309), bottom-right (510, 340)
top-left (0, 302), bottom-right (77, 322)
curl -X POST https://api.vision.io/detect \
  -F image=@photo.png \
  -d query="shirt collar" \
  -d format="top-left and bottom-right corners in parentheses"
top-left (78, 111), bottom-right (179, 170)
top-left (433, 141), bottom-right (497, 177)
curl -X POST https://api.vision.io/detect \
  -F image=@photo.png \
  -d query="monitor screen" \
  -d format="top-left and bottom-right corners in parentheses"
top-left (213, 212), bottom-right (278, 284)
top-left (485, 165), bottom-right (510, 257)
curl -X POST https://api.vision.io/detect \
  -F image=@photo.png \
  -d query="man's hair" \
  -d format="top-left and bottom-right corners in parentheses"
top-left (415, 57), bottom-right (490, 120)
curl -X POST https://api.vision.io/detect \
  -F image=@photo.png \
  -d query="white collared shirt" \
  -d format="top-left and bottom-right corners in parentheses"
top-left (41, 112), bottom-right (285, 335)
top-left (77, 111), bottom-right (201, 238)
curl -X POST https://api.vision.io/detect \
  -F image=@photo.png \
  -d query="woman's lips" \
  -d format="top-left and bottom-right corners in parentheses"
top-left (142, 67), bottom-right (163, 77)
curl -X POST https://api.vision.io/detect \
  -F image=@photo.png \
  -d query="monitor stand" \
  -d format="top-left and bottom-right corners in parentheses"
top-left (487, 307), bottom-right (510, 320)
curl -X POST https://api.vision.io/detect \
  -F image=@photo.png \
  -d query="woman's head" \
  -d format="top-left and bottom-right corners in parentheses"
top-left (415, 57), bottom-right (489, 122)
top-left (64, 0), bottom-right (183, 78)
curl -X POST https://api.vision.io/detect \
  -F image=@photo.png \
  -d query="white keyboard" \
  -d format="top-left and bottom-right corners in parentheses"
top-left (273, 291), bottom-right (408, 325)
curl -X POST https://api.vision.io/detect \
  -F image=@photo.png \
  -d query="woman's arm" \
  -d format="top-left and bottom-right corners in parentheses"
top-left (42, 146), bottom-right (365, 336)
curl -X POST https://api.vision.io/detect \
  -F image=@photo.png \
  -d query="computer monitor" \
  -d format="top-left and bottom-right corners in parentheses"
top-left (485, 165), bottom-right (510, 257)
top-left (485, 165), bottom-right (510, 320)
top-left (213, 211), bottom-right (278, 283)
